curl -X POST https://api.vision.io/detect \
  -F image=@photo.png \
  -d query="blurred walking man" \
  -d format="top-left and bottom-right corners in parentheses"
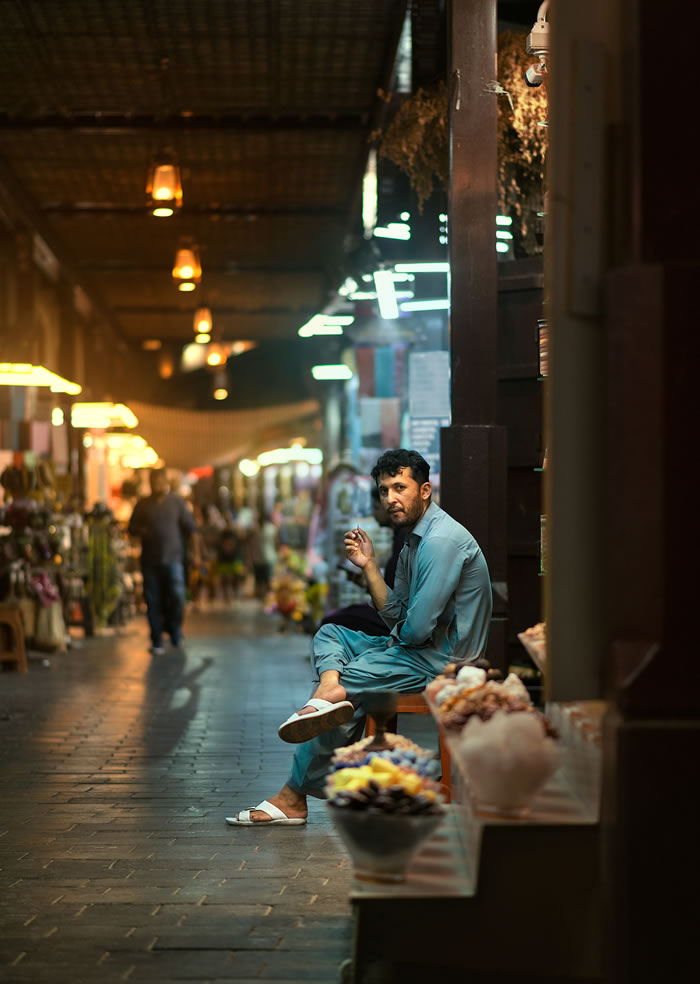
top-left (129, 469), bottom-right (199, 654)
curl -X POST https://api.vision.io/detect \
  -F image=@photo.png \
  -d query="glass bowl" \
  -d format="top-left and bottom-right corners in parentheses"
top-left (326, 803), bottom-right (443, 883)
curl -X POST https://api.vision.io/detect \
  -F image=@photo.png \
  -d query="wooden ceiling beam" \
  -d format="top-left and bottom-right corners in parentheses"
top-left (40, 203), bottom-right (340, 217)
top-left (113, 305), bottom-right (317, 316)
top-left (0, 112), bottom-right (368, 133)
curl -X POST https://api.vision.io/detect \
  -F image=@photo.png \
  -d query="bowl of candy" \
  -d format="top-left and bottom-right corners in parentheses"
top-left (325, 734), bottom-right (444, 883)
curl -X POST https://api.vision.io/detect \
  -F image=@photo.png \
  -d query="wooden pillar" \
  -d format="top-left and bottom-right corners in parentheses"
top-left (441, 0), bottom-right (508, 668)
top-left (599, 2), bottom-right (700, 981)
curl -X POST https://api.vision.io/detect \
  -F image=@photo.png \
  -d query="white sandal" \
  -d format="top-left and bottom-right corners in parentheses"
top-left (277, 697), bottom-right (355, 744)
top-left (225, 799), bottom-right (307, 826)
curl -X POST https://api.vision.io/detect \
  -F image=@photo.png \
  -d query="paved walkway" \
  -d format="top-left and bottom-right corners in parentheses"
top-left (0, 604), bottom-right (356, 983)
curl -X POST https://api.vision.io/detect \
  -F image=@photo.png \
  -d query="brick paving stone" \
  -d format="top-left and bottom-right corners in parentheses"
top-left (0, 607), bottom-right (354, 983)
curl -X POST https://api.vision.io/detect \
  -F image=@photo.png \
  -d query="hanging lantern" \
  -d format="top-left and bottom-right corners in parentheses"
top-left (146, 158), bottom-right (183, 217)
top-left (206, 343), bottom-right (227, 367)
top-left (172, 244), bottom-right (202, 292)
top-left (212, 367), bottom-right (228, 401)
top-left (193, 307), bottom-right (212, 335)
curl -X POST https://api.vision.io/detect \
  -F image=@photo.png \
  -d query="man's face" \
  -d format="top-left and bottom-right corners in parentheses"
top-left (376, 468), bottom-right (431, 528)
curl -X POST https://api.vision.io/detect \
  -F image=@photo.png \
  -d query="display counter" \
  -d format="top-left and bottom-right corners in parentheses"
top-left (345, 697), bottom-right (604, 984)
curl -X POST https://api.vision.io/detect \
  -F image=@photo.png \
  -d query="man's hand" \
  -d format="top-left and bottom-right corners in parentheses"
top-left (344, 527), bottom-right (388, 612)
top-left (343, 527), bottom-right (376, 571)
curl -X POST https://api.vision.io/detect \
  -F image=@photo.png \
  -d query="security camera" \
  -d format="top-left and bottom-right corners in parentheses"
top-left (524, 62), bottom-right (544, 87)
top-left (526, 1), bottom-right (550, 59)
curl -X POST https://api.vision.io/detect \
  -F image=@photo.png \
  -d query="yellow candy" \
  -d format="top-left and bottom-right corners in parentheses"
top-left (400, 773), bottom-right (423, 796)
top-left (331, 766), bottom-right (373, 790)
top-left (369, 758), bottom-right (400, 780)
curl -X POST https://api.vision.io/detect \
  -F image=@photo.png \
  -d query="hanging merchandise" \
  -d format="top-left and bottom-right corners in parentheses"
top-left (33, 597), bottom-right (66, 652)
top-left (85, 504), bottom-right (122, 630)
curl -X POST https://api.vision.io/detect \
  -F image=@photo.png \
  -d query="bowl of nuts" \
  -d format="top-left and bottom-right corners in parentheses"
top-left (325, 734), bottom-right (444, 883)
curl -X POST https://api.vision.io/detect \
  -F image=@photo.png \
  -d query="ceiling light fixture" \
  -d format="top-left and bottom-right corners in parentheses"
top-left (373, 270), bottom-right (399, 320)
top-left (70, 402), bottom-right (138, 429)
top-left (0, 363), bottom-right (82, 394)
top-left (257, 447), bottom-right (323, 467)
top-left (193, 307), bottom-right (212, 335)
top-left (172, 244), bottom-right (202, 292)
top-left (230, 340), bottom-right (256, 356)
top-left (298, 314), bottom-right (354, 338)
top-left (212, 367), bottom-right (228, 401)
top-left (399, 299), bottom-right (450, 312)
top-left (311, 364), bottom-right (353, 381)
top-left (194, 332), bottom-right (211, 344)
top-left (394, 262), bottom-right (450, 274)
top-left (373, 223), bottom-right (411, 241)
top-left (146, 153), bottom-right (183, 217)
top-left (239, 458), bottom-right (261, 477)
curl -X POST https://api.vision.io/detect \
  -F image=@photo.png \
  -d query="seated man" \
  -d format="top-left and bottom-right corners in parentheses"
top-left (226, 449), bottom-right (492, 826)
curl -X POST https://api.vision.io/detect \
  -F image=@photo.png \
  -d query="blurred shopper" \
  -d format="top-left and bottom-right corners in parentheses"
top-left (247, 510), bottom-right (279, 601)
top-left (189, 504), bottom-right (219, 611)
top-left (128, 468), bottom-right (200, 654)
top-left (215, 522), bottom-right (245, 602)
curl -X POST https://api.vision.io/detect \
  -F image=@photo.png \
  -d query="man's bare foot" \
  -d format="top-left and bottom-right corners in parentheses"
top-left (248, 784), bottom-right (307, 823)
top-left (297, 681), bottom-right (347, 717)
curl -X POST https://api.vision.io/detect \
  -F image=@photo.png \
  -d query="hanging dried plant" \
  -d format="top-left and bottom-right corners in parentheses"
top-left (371, 81), bottom-right (449, 214)
top-left (370, 32), bottom-right (548, 255)
top-left (497, 30), bottom-right (549, 254)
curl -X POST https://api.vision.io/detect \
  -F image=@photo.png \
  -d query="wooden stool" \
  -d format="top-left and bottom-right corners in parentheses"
top-left (364, 693), bottom-right (451, 802)
top-left (0, 607), bottom-right (29, 672)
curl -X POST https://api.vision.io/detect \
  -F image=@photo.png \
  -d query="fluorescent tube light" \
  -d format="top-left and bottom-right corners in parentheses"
top-left (373, 225), bottom-right (411, 241)
top-left (399, 299), bottom-right (450, 312)
top-left (394, 262), bottom-right (450, 274)
top-left (311, 365), bottom-right (353, 381)
top-left (298, 314), bottom-right (354, 337)
top-left (71, 402), bottom-right (138, 428)
top-left (373, 270), bottom-right (399, 320)
top-left (257, 447), bottom-right (323, 467)
top-left (0, 363), bottom-right (82, 394)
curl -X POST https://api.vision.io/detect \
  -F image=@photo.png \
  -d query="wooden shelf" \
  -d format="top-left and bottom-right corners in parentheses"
top-left (347, 697), bottom-right (603, 982)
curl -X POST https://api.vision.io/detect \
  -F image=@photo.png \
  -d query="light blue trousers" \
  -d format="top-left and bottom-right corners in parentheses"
top-left (287, 623), bottom-right (451, 798)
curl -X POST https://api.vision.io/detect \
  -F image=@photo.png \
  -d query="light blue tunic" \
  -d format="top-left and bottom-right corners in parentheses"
top-left (288, 502), bottom-right (492, 796)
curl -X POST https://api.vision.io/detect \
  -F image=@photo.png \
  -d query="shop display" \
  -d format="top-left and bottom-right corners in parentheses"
top-left (425, 662), bottom-right (560, 818)
top-left (517, 620), bottom-right (546, 672)
top-left (263, 546), bottom-right (311, 630)
top-left (456, 710), bottom-right (560, 818)
top-left (426, 663), bottom-right (555, 733)
top-left (0, 461), bottom-right (136, 650)
top-left (325, 733), bottom-right (445, 883)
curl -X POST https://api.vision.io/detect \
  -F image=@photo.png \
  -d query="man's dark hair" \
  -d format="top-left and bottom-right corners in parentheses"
top-left (371, 449), bottom-right (430, 486)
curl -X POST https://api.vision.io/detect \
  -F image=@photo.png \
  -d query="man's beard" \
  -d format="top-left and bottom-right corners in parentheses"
top-left (388, 506), bottom-right (420, 528)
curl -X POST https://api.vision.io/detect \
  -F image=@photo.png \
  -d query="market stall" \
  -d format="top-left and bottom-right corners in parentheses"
top-left (0, 459), bottom-right (136, 660)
